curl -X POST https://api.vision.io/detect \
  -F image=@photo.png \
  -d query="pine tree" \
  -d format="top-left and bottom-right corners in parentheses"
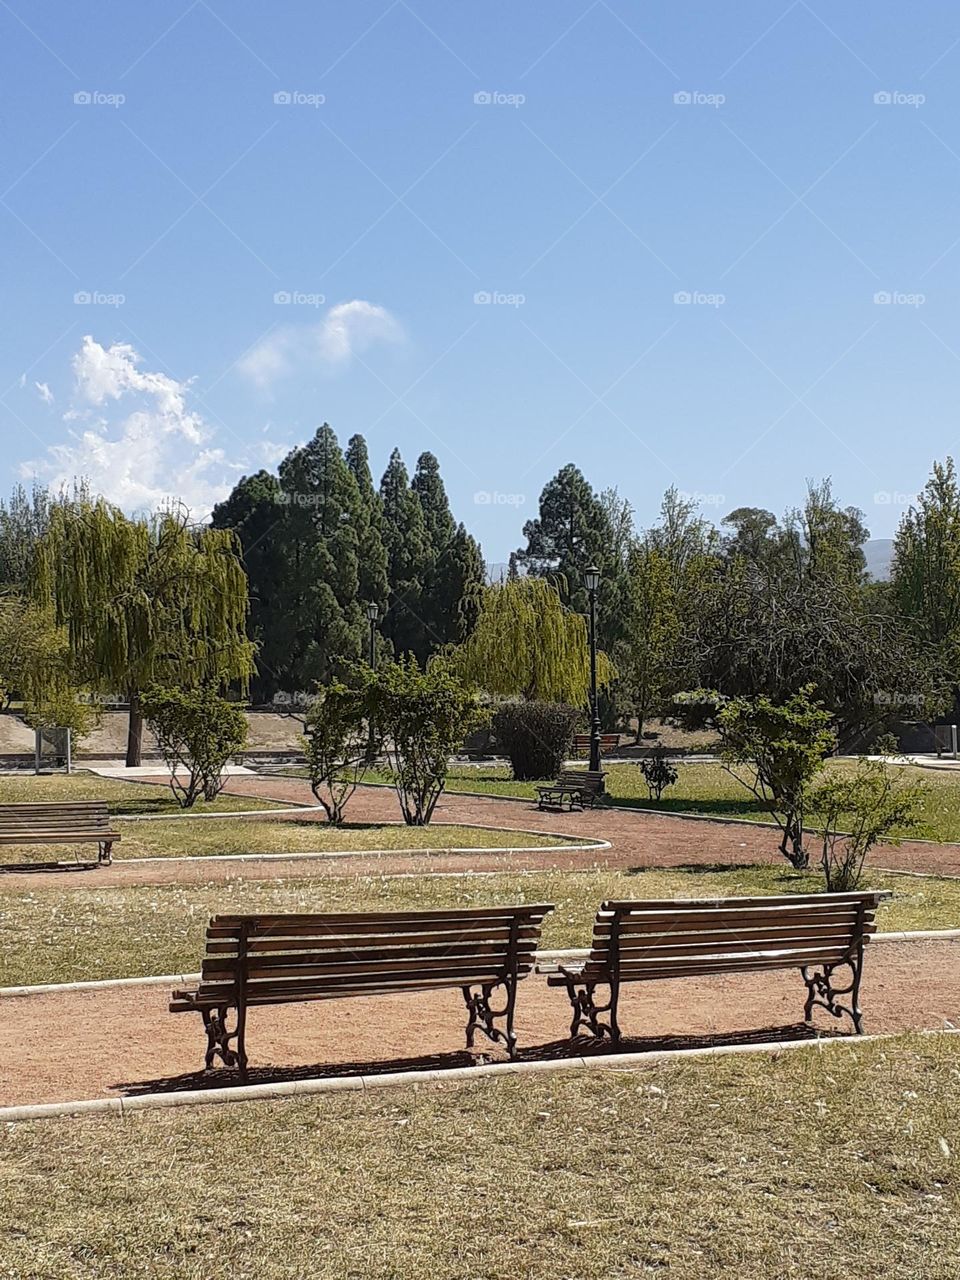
top-left (272, 425), bottom-right (367, 691)
top-left (345, 434), bottom-right (389, 641)
top-left (211, 470), bottom-right (285, 702)
top-left (379, 449), bottom-right (431, 660)
top-left (411, 452), bottom-right (485, 654)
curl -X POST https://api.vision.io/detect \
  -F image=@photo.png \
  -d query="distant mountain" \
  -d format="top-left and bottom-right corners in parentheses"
top-left (864, 539), bottom-right (894, 581)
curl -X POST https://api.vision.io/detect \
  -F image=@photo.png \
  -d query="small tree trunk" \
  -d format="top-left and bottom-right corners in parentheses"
top-left (126, 688), bottom-right (143, 768)
top-left (779, 814), bottom-right (809, 870)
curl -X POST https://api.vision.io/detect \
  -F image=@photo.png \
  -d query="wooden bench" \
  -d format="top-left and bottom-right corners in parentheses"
top-left (572, 733), bottom-right (621, 758)
top-left (537, 770), bottom-right (605, 811)
top-left (0, 801), bottom-right (120, 865)
top-left (542, 892), bottom-right (890, 1040)
top-left (171, 903), bottom-right (554, 1076)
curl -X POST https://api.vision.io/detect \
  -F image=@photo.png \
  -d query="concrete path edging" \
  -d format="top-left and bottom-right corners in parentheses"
top-left (4, 1028), bottom-right (958, 1125)
top-left (2, 928), bottom-right (957, 1001)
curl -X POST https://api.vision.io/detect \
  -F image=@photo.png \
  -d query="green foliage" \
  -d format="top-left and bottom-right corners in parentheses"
top-left (142, 683), bottom-right (248, 808)
top-left (32, 499), bottom-right (253, 765)
top-left (679, 685), bottom-right (836, 868)
top-left (639, 746), bottom-right (679, 801)
top-left (0, 596), bottom-right (94, 737)
top-left (491, 701), bottom-right (581, 781)
top-left (451, 577), bottom-right (614, 704)
top-left (301, 667), bottom-right (377, 824)
top-left (810, 758), bottom-right (926, 891)
top-left (379, 448), bottom-right (432, 661)
top-left (893, 457), bottom-right (960, 673)
top-left (872, 731), bottom-right (901, 758)
top-left (620, 544), bottom-right (682, 739)
top-left (369, 656), bottom-right (484, 824)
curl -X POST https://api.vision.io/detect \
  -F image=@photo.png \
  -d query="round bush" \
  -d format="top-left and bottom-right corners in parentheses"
top-left (492, 701), bottom-right (581, 781)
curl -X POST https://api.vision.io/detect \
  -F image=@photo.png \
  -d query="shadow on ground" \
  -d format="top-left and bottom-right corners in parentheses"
top-left (114, 1022), bottom-right (840, 1097)
top-left (0, 859), bottom-right (100, 874)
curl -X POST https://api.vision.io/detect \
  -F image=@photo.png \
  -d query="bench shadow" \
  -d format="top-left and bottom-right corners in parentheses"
top-left (113, 1021), bottom-right (840, 1097)
top-left (0, 859), bottom-right (100, 874)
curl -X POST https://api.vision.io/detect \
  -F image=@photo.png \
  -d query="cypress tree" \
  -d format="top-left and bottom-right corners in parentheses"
top-left (379, 448), bottom-right (431, 660)
top-left (345, 434), bottom-right (390, 639)
top-left (411, 452), bottom-right (484, 654)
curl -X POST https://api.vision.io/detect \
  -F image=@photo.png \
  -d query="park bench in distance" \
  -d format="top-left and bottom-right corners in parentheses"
top-left (541, 891), bottom-right (890, 1040)
top-left (171, 903), bottom-right (554, 1077)
top-left (0, 801), bottom-right (120, 865)
top-left (537, 769), bottom-right (605, 811)
top-left (572, 733), bottom-right (621, 758)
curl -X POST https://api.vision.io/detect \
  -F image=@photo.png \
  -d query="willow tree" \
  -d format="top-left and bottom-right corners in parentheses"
top-left (32, 500), bottom-right (254, 766)
top-left (450, 576), bottom-right (613, 703)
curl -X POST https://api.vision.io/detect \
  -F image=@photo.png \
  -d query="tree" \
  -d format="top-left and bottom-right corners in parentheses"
top-left (0, 596), bottom-right (96, 738)
top-left (678, 685), bottom-right (836, 868)
top-left (412, 452), bottom-right (485, 653)
top-left (370, 656), bottom-right (483, 824)
top-left (451, 577), bottom-right (614, 704)
top-left (301, 668), bottom-right (377, 825)
top-left (639, 746), bottom-right (679, 801)
top-left (620, 544), bottom-right (681, 741)
top-left (810, 758), bottom-right (926, 892)
top-left (345, 434), bottom-right (390, 637)
top-left (492, 701), bottom-right (580, 780)
top-left (379, 449), bottom-right (431, 660)
top-left (892, 458), bottom-right (960, 673)
top-left (211, 470), bottom-right (285, 703)
top-left (142, 683), bottom-right (248, 808)
top-left (32, 500), bottom-right (254, 767)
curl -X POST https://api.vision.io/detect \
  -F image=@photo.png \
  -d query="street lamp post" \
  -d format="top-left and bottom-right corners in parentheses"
top-left (583, 566), bottom-right (602, 774)
top-left (366, 602), bottom-right (379, 760)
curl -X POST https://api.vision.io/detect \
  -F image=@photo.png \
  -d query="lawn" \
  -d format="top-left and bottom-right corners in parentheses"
top-left (348, 759), bottom-right (960, 843)
top-left (1, 863), bottom-right (956, 987)
top-left (1, 1034), bottom-right (957, 1278)
top-left (0, 815), bottom-right (565, 867)
top-left (0, 772), bottom-right (283, 816)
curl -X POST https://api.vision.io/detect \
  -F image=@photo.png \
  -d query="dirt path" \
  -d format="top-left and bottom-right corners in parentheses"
top-left (2, 938), bottom-right (956, 1108)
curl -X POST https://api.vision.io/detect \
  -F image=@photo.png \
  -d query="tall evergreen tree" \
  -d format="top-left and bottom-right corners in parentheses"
top-left (892, 457), bottom-right (960, 671)
top-left (379, 448), bottom-right (431, 660)
top-left (345, 434), bottom-right (390, 635)
top-left (271, 425), bottom-right (368, 692)
top-left (211, 470), bottom-right (285, 702)
top-left (411, 452), bottom-right (484, 655)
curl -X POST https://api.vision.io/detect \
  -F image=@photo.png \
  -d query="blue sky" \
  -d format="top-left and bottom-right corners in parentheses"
top-left (3, 2), bottom-right (960, 558)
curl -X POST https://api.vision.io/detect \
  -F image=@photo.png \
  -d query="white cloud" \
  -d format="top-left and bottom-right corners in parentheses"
top-left (34, 381), bottom-right (54, 405)
top-left (239, 299), bottom-right (401, 387)
top-left (22, 336), bottom-right (283, 520)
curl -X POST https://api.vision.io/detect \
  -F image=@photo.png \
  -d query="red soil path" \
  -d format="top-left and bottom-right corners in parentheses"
top-left (2, 938), bottom-right (958, 1108)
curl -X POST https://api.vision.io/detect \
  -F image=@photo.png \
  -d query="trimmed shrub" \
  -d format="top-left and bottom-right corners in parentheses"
top-left (142, 682), bottom-right (247, 808)
top-left (639, 746), bottom-right (678, 801)
top-left (492, 701), bottom-right (580, 781)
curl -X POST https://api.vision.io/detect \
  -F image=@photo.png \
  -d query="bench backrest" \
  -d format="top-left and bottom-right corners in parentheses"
top-left (194, 904), bottom-right (554, 1007)
top-left (573, 734), bottom-right (620, 749)
top-left (577, 892), bottom-right (889, 983)
top-left (555, 770), bottom-right (605, 792)
top-left (0, 801), bottom-right (114, 835)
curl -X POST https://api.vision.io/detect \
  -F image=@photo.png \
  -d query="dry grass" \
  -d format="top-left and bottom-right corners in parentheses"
top-left (0, 772), bottom-right (281, 816)
top-left (1, 1033), bottom-right (957, 1278)
top-left (0, 813), bottom-right (565, 866)
top-left (1, 862), bottom-right (956, 987)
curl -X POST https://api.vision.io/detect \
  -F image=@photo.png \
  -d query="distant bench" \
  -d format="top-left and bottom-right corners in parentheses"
top-left (171, 903), bottom-right (554, 1076)
top-left (541, 891), bottom-right (889, 1039)
top-left (572, 733), bottom-right (621, 758)
top-left (0, 801), bottom-right (120, 866)
top-left (537, 770), bottom-right (605, 811)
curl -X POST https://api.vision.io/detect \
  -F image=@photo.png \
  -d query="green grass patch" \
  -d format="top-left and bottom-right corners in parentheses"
top-left (341, 759), bottom-right (960, 843)
top-left (1, 1034), bottom-right (958, 1278)
top-left (1, 863), bottom-right (955, 987)
top-left (0, 816), bottom-right (564, 867)
top-left (0, 772), bottom-right (281, 816)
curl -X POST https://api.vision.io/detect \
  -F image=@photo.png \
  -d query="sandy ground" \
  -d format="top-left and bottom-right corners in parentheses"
top-left (1, 939), bottom-right (956, 1107)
